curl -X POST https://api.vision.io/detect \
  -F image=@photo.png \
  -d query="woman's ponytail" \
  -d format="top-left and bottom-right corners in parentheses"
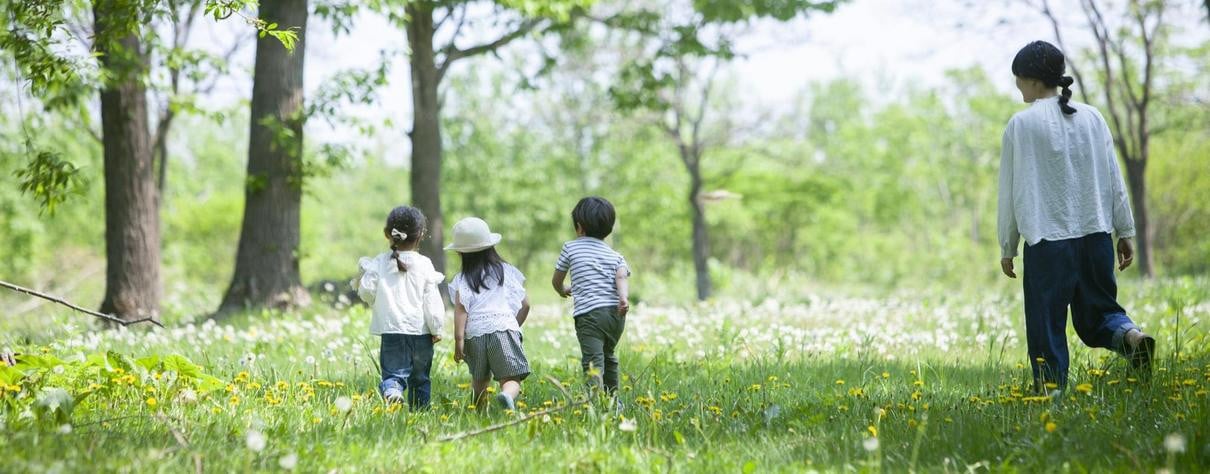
top-left (1057, 76), bottom-right (1076, 115)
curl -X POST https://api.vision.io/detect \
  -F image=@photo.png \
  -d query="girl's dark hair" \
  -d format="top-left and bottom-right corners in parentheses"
top-left (385, 206), bottom-right (426, 272)
top-left (1011, 40), bottom-right (1077, 115)
top-left (458, 247), bottom-right (505, 294)
top-left (571, 196), bottom-right (616, 239)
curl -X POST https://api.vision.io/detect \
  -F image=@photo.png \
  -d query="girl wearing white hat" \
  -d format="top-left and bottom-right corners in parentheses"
top-left (446, 217), bottom-right (532, 411)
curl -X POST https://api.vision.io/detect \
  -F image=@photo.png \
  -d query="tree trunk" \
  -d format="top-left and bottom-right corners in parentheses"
top-left (1124, 158), bottom-right (1153, 277)
top-left (406, 3), bottom-right (446, 277)
top-left (217, 0), bottom-right (310, 315)
top-left (94, 2), bottom-right (161, 321)
top-left (688, 161), bottom-right (711, 301)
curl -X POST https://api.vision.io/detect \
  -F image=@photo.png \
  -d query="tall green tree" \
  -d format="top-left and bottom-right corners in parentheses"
top-left (369, 0), bottom-right (590, 276)
top-left (609, 0), bottom-right (844, 300)
top-left (3, 0), bottom-right (295, 320)
top-left (218, 0), bottom-right (310, 314)
top-left (92, 0), bottom-right (162, 320)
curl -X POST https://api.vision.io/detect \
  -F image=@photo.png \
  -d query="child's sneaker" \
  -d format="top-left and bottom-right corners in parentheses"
top-left (495, 393), bottom-right (516, 411)
top-left (383, 388), bottom-right (404, 404)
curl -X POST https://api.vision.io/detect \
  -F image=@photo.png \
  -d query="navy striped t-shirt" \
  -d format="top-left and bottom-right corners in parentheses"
top-left (555, 237), bottom-right (630, 316)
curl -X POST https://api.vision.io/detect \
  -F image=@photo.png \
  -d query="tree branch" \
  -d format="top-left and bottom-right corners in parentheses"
top-left (1035, 0), bottom-right (1092, 104)
top-left (0, 279), bottom-right (164, 327)
top-left (437, 18), bottom-right (542, 81)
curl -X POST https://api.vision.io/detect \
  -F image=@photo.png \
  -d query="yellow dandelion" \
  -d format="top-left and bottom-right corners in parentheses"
top-left (913, 380), bottom-right (924, 387)
top-left (1044, 382), bottom-right (1059, 390)
top-left (835, 379), bottom-right (845, 385)
top-left (867, 425), bottom-right (878, 437)
top-left (146, 397), bottom-right (157, 408)
top-left (881, 372), bottom-right (890, 379)
top-left (1074, 383), bottom-right (1093, 394)
top-left (1045, 422), bottom-right (1057, 433)
top-left (749, 384), bottom-right (763, 392)
top-left (229, 395), bottom-right (240, 406)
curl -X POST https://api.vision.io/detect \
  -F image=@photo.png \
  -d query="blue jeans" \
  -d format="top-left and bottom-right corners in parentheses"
top-left (1023, 232), bottom-right (1137, 390)
top-left (379, 334), bottom-right (434, 409)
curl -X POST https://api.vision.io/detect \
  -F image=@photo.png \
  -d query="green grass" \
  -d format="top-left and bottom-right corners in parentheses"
top-left (2, 278), bottom-right (1208, 473)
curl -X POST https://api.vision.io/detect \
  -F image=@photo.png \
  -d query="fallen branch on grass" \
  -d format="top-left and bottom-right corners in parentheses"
top-left (0, 279), bottom-right (163, 328)
top-left (437, 375), bottom-right (586, 442)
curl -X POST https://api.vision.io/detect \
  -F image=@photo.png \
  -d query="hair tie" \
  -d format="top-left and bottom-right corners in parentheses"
top-left (1058, 76), bottom-right (1074, 88)
top-left (391, 229), bottom-right (408, 241)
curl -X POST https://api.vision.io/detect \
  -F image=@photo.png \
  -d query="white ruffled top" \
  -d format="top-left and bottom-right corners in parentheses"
top-left (450, 263), bottom-right (526, 339)
top-left (352, 251), bottom-right (445, 336)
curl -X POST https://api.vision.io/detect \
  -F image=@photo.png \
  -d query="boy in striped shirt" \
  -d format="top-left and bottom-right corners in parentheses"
top-left (552, 197), bottom-right (631, 397)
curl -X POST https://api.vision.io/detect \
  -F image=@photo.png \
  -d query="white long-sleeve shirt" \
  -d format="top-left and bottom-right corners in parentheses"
top-left (997, 97), bottom-right (1136, 258)
top-left (353, 251), bottom-right (445, 336)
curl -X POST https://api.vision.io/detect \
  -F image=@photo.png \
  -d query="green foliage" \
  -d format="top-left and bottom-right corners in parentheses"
top-left (204, 0), bottom-right (300, 52)
top-left (14, 150), bottom-right (87, 216)
top-left (693, 0), bottom-right (842, 22)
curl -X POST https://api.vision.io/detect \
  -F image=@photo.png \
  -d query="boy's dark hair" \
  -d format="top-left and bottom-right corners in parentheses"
top-left (571, 196), bottom-right (616, 239)
top-left (385, 206), bottom-right (426, 272)
top-left (458, 247), bottom-right (505, 294)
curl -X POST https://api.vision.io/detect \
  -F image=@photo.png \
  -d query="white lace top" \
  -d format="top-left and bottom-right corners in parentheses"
top-left (450, 263), bottom-right (526, 339)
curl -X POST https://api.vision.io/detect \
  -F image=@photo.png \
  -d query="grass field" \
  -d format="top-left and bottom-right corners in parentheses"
top-left (2, 277), bottom-right (1208, 473)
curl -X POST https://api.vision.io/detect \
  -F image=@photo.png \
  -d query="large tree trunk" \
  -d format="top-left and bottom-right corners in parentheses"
top-left (688, 162), bottom-right (711, 301)
top-left (1124, 158), bottom-right (1153, 277)
top-left (217, 0), bottom-right (310, 315)
top-left (406, 3), bottom-right (446, 276)
top-left (94, 2), bottom-right (161, 321)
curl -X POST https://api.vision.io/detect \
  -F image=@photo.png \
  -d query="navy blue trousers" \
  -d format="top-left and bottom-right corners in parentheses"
top-left (1022, 232), bottom-right (1137, 390)
top-left (379, 334), bottom-right (434, 409)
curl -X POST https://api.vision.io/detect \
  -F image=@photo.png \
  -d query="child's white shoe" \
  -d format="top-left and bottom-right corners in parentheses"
top-left (383, 388), bottom-right (404, 403)
top-left (495, 393), bottom-right (516, 411)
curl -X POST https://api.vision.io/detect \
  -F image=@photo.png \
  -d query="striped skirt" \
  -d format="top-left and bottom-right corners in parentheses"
top-left (464, 330), bottom-right (530, 382)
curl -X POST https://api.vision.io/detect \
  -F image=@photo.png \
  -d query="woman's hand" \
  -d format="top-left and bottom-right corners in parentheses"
top-left (453, 340), bottom-right (465, 363)
top-left (1117, 238), bottom-right (1134, 271)
top-left (431, 335), bottom-right (442, 344)
top-left (1000, 258), bottom-right (1017, 279)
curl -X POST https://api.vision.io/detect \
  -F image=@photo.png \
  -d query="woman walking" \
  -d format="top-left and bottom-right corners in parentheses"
top-left (997, 40), bottom-right (1156, 392)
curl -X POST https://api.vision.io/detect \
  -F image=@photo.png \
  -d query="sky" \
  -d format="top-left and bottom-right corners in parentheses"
top-left (180, 0), bottom-right (1208, 157)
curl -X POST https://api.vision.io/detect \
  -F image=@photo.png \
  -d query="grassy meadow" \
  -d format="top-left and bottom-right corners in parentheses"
top-left (2, 276), bottom-right (1208, 473)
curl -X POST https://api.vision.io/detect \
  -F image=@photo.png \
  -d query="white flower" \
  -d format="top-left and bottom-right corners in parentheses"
top-left (177, 389), bottom-right (198, 404)
top-left (279, 453), bottom-right (298, 470)
top-left (52, 365), bottom-right (65, 374)
top-left (305, 356), bottom-right (316, 365)
top-left (618, 418), bottom-right (637, 432)
top-left (334, 396), bottom-right (353, 413)
top-left (36, 387), bottom-right (72, 412)
top-left (862, 437), bottom-right (880, 452)
top-left (245, 429), bottom-right (266, 452)
top-left (1164, 433), bottom-right (1186, 453)
top-left (57, 424), bottom-right (73, 434)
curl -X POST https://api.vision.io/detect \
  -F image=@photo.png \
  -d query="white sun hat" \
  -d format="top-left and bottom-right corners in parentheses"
top-left (444, 217), bottom-right (502, 253)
